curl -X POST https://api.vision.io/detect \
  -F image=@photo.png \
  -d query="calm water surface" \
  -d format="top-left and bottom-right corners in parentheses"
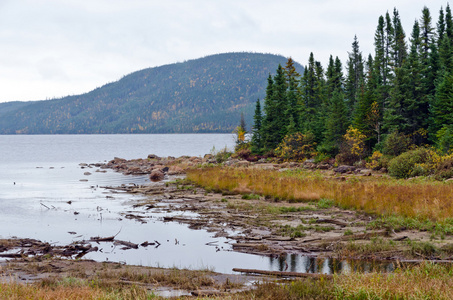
top-left (0, 134), bottom-right (395, 274)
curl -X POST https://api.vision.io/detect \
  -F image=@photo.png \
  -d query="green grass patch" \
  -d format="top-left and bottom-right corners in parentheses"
top-left (313, 198), bottom-right (335, 209)
top-left (241, 193), bottom-right (261, 200)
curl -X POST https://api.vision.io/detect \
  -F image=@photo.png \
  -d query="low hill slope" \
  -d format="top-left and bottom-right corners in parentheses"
top-left (0, 52), bottom-right (303, 134)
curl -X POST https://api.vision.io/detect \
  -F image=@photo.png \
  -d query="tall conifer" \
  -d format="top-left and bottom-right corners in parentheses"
top-left (251, 99), bottom-right (263, 152)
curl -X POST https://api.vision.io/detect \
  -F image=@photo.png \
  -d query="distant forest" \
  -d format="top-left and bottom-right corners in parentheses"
top-left (0, 53), bottom-right (302, 134)
top-left (249, 4), bottom-right (453, 160)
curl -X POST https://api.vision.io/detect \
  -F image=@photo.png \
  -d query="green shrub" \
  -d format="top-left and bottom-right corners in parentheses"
top-left (382, 130), bottom-right (411, 157)
top-left (210, 146), bottom-right (232, 163)
top-left (434, 158), bottom-right (453, 180)
top-left (388, 147), bottom-right (439, 178)
top-left (436, 125), bottom-right (453, 154)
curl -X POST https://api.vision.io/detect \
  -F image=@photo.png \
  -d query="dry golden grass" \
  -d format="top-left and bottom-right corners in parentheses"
top-left (187, 167), bottom-right (453, 222)
top-left (0, 281), bottom-right (149, 300)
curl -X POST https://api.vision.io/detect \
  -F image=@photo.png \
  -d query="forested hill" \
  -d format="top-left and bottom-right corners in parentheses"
top-left (0, 52), bottom-right (303, 134)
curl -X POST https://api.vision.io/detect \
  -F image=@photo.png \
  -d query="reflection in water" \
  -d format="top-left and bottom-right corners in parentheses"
top-left (268, 254), bottom-right (396, 274)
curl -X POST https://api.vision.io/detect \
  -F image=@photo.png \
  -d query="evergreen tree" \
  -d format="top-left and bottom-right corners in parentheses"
top-left (438, 6), bottom-right (446, 46)
top-left (251, 99), bottom-right (263, 152)
top-left (286, 114), bottom-right (297, 136)
top-left (300, 54), bottom-right (326, 143)
top-left (392, 9), bottom-right (407, 68)
top-left (273, 64), bottom-right (289, 141)
top-left (284, 57), bottom-right (301, 84)
top-left (345, 35), bottom-right (364, 113)
top-left (326, 55), bottom-right (344, 98)
top-left (431, 72), bottom-right (453, 136)
top-left (261, 74), bottom-right (277, 151)
top-left (374, 14), bottom-right (393, 111)
top-left (322, 89), bottom-right (349, 155)
top-left (284, 57), bottom-right (301, 130)
top-left (446, 4), bottom-right (453, 41)
top-left (439, 34), bottom-right (453, 73)
top-left (353, 55), bottom-right (380, 146)
top-left (384, 20), bottom-right (427, 143)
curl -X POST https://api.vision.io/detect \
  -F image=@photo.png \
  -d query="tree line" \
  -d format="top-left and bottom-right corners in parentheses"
top-left (249, 4), bottom-right (453, 162)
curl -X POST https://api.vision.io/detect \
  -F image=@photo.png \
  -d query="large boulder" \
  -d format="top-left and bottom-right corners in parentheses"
top-left (168, 166), bottom-right (184, 175)
top-left (149, 169), bottom-right (165, 181)
top-left (333, 165), bottom-right (356, 174)
top-left (147, 154), bottom-right (160, 160)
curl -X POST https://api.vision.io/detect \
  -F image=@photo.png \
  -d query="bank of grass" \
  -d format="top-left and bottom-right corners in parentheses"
top-left (3, 263), bottom-right (453, 299)
top-left (247, 263), bottom-right (453, 299)
top-left (0, 280), bottom-right (150, 300)
top-left (187, 167), bottom-right (453, 223)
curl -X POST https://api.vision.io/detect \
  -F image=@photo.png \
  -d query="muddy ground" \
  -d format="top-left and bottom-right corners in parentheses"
top-left (2, 154), bottom-right (453, 296)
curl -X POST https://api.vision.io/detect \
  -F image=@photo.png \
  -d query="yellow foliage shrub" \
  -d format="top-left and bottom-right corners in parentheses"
top-left (275, 132), bottom-right (317, 162)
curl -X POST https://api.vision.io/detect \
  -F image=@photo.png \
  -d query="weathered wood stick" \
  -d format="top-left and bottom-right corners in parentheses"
top-left (232, 268), bottom-right (333, 279)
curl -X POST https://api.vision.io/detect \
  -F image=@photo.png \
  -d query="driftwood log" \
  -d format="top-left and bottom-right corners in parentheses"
top-left (232, 268), bottom-right (333, 279)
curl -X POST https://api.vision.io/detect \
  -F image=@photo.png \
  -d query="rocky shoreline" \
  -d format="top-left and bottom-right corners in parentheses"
top-left (97, 154), bottom-right (441, 262)
top-left (1, 153), bottom-right (449, 264)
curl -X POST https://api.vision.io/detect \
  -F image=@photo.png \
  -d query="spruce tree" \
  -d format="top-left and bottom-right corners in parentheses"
top-left (353, 55), bottom-right (380, 146)
top-left (392, 9), bottom-right (407, 68)
top-left (384, 20), bottom-right (427, 143)
top-left (326, 55), bottom-right (344, 98)
top-left (322, 89), bottom-right (349, 155)
top-left (446, 4), bottom-right (453, 41)
top-left (273, 64), bottom-right (289, 142)
top-left (251, 99), bottom-right (263, 153)
top-left (345, 35), bottom-right (364, 114)
top-left (284, 57), bottom-right (301, 131)
top-left (261, 75), bottom-right (277, 151)
top-left (431, 72), bottom-right (453, 136)
top-left (439, 34), bottom-right (453, 73)
top-left (300, 54), bottom-right (326, 143)
top-left (438, 6), bottom-right (446, 46)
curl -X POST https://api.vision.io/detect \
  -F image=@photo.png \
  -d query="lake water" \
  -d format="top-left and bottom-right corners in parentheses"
top-left (0, 134), bottom-right (395, 274)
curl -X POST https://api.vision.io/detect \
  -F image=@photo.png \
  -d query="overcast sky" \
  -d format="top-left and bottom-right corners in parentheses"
top-left (0, 0), bottom-right (449, 103)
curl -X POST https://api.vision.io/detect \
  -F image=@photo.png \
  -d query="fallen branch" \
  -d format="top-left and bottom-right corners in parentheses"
top-left (90, 236), bottom-right (115, 242)
top-left (0, 253), bottom-right (23, 258)
top-left (315, 219), bottom-right (348, 227)
top-left (40, 203), bottom-right (50, 209)
top-left (232, 243), bottom-right (262, 249)
top-left (232, 268), bottom-right (333, 279)
top-left (320, 230), bottom-right (388, 243)
top-left (114, 240), bottom-right (139, 249)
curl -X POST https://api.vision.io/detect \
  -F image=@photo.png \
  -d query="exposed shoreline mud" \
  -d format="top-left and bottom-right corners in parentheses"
top-left (99, 154), bottom-right (453, 263)
top-left (2, 154), bottom-right (453, 296)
